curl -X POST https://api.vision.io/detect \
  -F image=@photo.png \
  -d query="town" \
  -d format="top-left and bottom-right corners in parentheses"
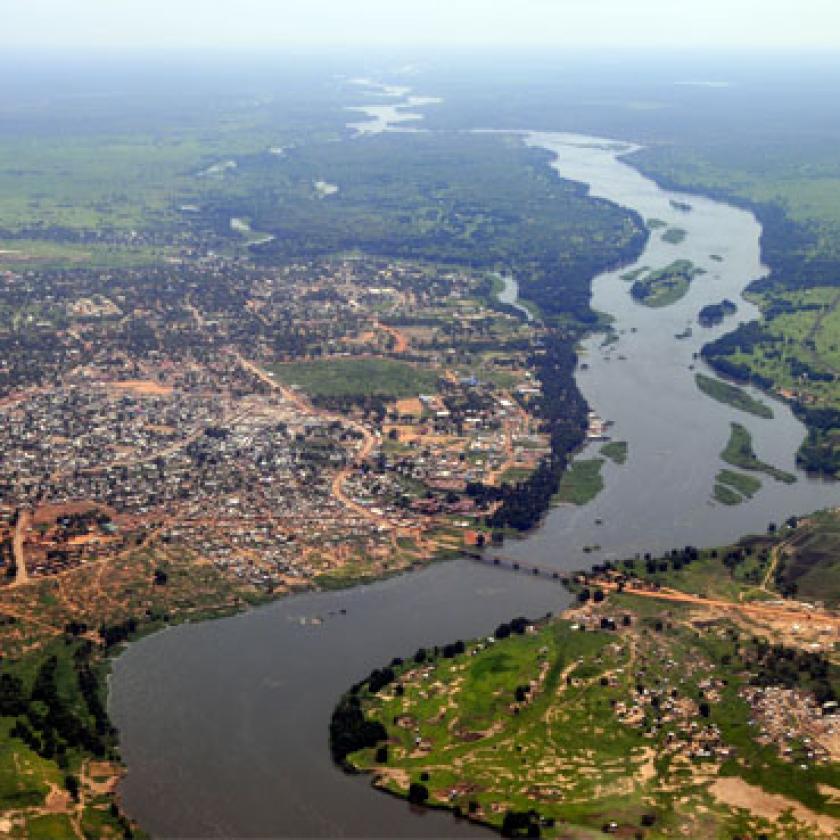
top-left (0, 251), bottom-right (553, 649)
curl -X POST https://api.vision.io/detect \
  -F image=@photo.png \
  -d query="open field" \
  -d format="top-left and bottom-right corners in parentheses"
top-left (269, 358), bottom-right (441, 399)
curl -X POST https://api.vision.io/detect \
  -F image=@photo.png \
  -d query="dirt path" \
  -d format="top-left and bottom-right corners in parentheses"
top-left (11, 509), bottom-right (31, 587)
top-left (601, 581), bottom-right (840, 630)
top-left (761, 543), bottom-right (783, 591)
top-left (377, 322), bottom-right (409, 354)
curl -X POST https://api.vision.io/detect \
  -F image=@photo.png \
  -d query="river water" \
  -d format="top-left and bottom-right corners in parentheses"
top-left (111, 103), bottom-right (840, 838)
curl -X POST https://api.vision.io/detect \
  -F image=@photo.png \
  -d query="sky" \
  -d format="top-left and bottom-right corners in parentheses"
top-left (4, 0), bottom-right (840, 50)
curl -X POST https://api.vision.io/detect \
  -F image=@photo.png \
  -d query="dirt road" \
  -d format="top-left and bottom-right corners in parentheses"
top-left (377, 322), bottom-right (409, 354)
top-left (603, 581), bottom-right (840, 630)
top-left (12, 509), bottom-right (30, 587)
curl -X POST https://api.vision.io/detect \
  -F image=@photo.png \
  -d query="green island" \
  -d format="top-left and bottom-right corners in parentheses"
top-left (553, 459), bottom-right (605, 505)
top-left (334, 512), bottom-right (840, 839)
top-left (661, 227), bottom-right (687, 244)
top-left (600, 440), bottom-right (628, 465)
top-left (695, 372), bottom-right (774, 419)
top-left (721, 422), bottom-right (796, 483)
top-left (647, 218), bottom-right (668, 229)
top-left (620, 266), bottom-right (650, 283)
top-left (630, 260), bottom-right (706, 308)
top-left (713, 469), bottom-right (763, 505)
top-left (713, 481), bottom-right (744, 505)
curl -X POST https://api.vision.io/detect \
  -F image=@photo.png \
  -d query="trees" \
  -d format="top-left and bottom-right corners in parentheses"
top-left (407, 782), bottom-right (429, 806)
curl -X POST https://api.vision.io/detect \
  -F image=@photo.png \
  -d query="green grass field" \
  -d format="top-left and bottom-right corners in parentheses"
top-left (695, 373), bottom-right (774, 419)
top-left (553, 458), bottom-right (604, 504)
top-left (270, 358), bottom-right (440, 398)
top-left (342, 591), bottom-right (840, 838)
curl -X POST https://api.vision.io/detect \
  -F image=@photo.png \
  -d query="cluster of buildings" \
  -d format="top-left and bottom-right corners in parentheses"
top-left (742, 685), bottom-right (840, 766)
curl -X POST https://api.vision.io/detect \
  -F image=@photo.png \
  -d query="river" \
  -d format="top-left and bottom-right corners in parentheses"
top-left (110, 101), bottom-right (840, 838)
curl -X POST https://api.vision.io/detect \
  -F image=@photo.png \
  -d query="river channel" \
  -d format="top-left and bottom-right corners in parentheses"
top-left (110, 96), bottom-right (839, 838)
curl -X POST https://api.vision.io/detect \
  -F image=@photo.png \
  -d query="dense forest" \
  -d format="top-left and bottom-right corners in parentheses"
top-left (195, 132), bottom-right (646, 324)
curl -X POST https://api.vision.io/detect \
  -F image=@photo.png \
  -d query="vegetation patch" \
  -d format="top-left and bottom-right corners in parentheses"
top-left (336, 589), bottom-right (840, 839)
top-left (599, 440), bottom-right (628, 465)
top-left (270, 358), bottom-right (440, 399)
top-left (713, 482), bottom-right (745, 505)
top-left (716, 468), bottom-right (762, 499)
top-left (777, 511), bottom-right (840, 605)
top-left (661, 226), bottom-right (687, 244)
top-left (721, 422), bottom-right (796, 483)
top-left (630, 259), bottom-right (705, 308)
top-left (553, 458), bottom-right (604, 505)
top-left (695, 373), bottom-right (774, 419)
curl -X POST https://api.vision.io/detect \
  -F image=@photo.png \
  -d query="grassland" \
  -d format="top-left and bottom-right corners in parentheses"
top-left (600, 440), bottom-right (628, 465)
top-left (0, 640), bottom-right (138, 840)
top-left (0, 240), bottom-right (168, 271)
top-left (695, 373), bottom-right (774, 419)
top-left (778, 510), bottom-right (840, 606)
top-left (269, 359), bottom-right (440, 399)
top-left (713, 468), bottom-right (762, 505)
top-left (340, 588), bottom-right (840, 839)
top-left (630, 260), bottom-right (705, 308)
top-left (553, 458), bottom-right (604, 505)
top-left (716, 469), bottom-right (762, 499)
top-left (721, 422), bottom-right (796, 484)
top-left (713, 481), bottom-right (745, 506)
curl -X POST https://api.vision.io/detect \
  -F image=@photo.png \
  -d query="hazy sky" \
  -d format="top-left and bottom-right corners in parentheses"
top-left (4, 0), bottom-right (840, 50)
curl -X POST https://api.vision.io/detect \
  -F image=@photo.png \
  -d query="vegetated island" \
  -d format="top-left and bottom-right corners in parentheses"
top-left (630, 260), bottom-right (706, 308)
top-left (669, 199), bottom-right (693, 212)
top-left (620, 266), bottom-right (649, 283)
top-left (661, 227), bottom-right (687, 245)
top-left (713, 468), bottom-right (762, 505)
top-left (333, 513), bottom-right (840, 839)
top-left (721, 422), bottom-right (796, 483)
top-left (698, 298), bottom-right (737, 327)
top-left (647, 218), bottom-right (668, 229)
top-left (553, 458), bottom-right (604, 505)
top-left (695, 372), bottom-right (774, 419)
top-left (599, 440), bottom-right (628, 464)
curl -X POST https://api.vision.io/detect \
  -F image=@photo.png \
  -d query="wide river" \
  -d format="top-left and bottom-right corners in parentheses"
top-left (111, 100), bottom-right (839, 837)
